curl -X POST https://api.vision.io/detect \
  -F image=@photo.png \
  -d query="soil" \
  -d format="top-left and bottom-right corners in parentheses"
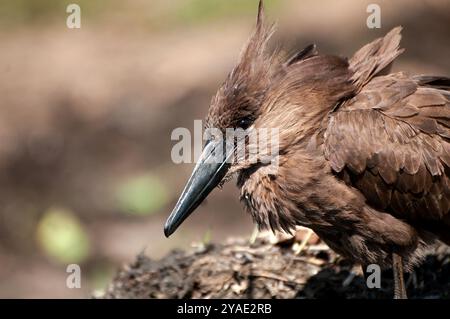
top-left (103, 238), bottom-right (450, 299)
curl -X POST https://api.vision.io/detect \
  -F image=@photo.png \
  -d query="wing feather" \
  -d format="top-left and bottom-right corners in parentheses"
top-left (324, 72), bottom-right (450, 228)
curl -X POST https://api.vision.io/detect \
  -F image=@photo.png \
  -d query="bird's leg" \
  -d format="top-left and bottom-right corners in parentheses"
top-left (392, 252), bottom-right (407, 299)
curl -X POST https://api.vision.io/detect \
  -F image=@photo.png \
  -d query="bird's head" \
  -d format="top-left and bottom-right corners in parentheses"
top-left (164, 1), bottom-right (279, 237)
top-left (164, 0), bottom-right (354, 237)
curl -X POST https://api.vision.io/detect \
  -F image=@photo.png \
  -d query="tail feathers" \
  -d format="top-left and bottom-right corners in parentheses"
top-left (350, 26), bottom-right (404, 90)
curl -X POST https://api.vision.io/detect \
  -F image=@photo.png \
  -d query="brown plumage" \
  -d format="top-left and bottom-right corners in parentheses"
top-left (165, 1), bottom-right (450, 298)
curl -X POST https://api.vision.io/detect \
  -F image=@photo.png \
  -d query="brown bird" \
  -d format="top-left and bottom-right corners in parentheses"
top-left (164, 1), bottom-right (450, 299)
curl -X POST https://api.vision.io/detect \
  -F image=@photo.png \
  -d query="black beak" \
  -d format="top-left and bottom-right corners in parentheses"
top-left (164, 138), bottom-right (231, 237)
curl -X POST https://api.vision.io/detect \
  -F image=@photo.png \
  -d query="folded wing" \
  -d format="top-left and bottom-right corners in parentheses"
top-left (324, 72), bottom-right (450, 243)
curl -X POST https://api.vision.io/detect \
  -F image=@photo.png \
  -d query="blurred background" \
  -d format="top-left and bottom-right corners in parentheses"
top-left (0, 0), bottom-right (448, 298)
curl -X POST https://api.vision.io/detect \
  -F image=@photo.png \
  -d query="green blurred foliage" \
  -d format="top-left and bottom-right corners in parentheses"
top-left (0, 0), bottom-right (102, 25)
top-left (171, 0), bottom-right (277, 25)
top-left (36, 208), bottom-right (90, 264)
top-left (0, 0), bottom-right (62, 24)
top-left (0, 0), bottom-right (278, 28)
top-left (116, 173), bottom-right (169, 216)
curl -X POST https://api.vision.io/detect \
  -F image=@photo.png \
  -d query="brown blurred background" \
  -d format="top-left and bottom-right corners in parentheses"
top-left (0, 0), bottom-right (448, 298)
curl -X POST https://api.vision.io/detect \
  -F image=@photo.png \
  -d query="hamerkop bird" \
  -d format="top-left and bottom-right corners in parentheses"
top-left (164, 1), bottom-right (450, 298)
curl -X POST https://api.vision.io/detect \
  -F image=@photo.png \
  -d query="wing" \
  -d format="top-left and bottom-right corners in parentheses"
top-left (323, 72), bottom-right (450, 242)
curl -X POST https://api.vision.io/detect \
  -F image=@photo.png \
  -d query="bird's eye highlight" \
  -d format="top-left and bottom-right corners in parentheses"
top-left (238, 116), bottom-right (253, 129)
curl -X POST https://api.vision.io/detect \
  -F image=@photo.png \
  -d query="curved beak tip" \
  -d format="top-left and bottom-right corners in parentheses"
top-left (163, 221), bottom-right (174, 238)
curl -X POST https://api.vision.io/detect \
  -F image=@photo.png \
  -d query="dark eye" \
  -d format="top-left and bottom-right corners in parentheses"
top-left (238, 116), bottom-right (253, 129)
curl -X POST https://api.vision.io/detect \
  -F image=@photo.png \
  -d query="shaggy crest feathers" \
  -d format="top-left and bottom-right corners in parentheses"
top-left (206, 1), bottom-right (277, 131)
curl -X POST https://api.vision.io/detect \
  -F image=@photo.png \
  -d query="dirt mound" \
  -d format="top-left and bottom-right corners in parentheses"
top-left (103, 238), bottom-right (450, 299)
